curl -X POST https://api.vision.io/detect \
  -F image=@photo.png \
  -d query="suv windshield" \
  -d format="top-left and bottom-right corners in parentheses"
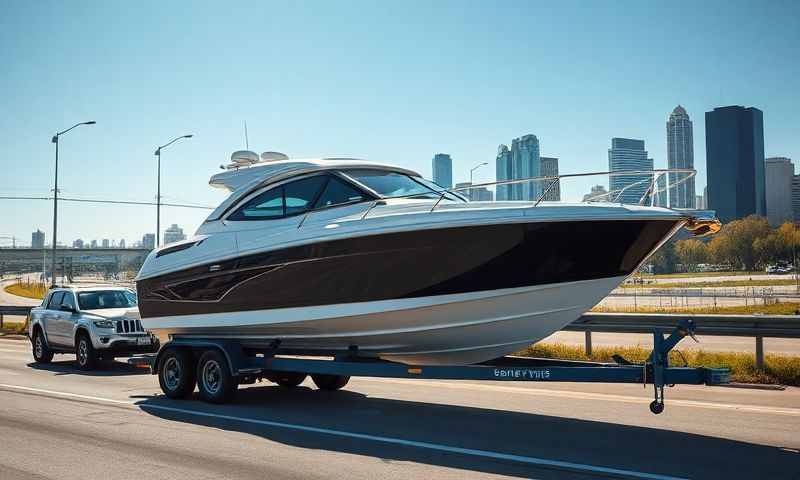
top-left (344, 170), bottom-right (463, 201)
top-left (77, 290), bottom-right (137, 310)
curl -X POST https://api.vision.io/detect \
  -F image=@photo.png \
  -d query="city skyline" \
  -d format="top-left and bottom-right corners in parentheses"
top-left (1, 2), bottom-right (798, 241)
top-left (666, 105), bottom-right (696, 208)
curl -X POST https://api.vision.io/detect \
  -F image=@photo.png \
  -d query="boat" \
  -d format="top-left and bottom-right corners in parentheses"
top-left (135, 155), bottom-right (719, 365)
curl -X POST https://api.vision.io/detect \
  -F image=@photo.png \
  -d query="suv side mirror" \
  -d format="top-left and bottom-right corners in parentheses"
top-left (59, 305), bottom-right (76, 314)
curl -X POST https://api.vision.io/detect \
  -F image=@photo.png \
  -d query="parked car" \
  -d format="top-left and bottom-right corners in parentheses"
top-left (27, 285), bottom-right (158, 369)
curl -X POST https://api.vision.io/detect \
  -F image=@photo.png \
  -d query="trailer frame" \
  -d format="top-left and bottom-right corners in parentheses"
top-left (136, 318), bottom-right (730, 414)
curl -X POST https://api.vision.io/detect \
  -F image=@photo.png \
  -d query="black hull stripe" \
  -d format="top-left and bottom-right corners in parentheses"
top-left (136, 219), bottom-right (679, 318)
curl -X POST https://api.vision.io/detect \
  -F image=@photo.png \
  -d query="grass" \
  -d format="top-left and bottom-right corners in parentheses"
top-left (591, 301), bottom-right (800, 315)
top-left (0, 319), bottom-right (27, 335)
top-left (641, 271), bottom-right (762, 279)
top-left (515, 343), bottom-right (800, 386)
top-left (4, 281), bottom-right (47, 300)
top-left (621, 278), bottom-right (800, 289)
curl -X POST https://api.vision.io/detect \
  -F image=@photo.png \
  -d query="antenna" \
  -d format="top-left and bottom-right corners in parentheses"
top-left (244, 121), bottom-right (249, 150)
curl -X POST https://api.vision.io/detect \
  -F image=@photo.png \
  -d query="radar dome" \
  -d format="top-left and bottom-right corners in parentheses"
top-left (261, 151), bottom-right (289, 162)
top-left (231, 150), bottom-right (259, 166)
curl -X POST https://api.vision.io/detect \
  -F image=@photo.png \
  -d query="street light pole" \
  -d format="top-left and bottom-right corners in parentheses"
top-left (469, 162), bottom-right (489, 201)
top-left (154, 134), bottom-right (193, 247)
top-left (51, 121), bottom-right (95, 286)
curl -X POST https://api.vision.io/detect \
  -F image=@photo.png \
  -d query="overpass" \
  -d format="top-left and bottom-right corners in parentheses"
top-left (0, 248), bottom-right (150, 277)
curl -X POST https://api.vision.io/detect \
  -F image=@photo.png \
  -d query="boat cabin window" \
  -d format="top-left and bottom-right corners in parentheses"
top-left (228, 187), bottom-right (284, 220)
top-left (284, 176), bottom-right (328, 216)
top-left (343, 169), bottom-right (465, 201)
top-left (314, 176), bottom-right (365, 208)
top-left (229, 174), bottom-right (366, 221)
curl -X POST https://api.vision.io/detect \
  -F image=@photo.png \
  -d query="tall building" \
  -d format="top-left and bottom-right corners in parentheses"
top-left (666, 106), bottom-right (696, 208)
top-left (705, 106), bottom-right (765, 223)
top-left (72, 239), bottom-right (84, 249)
top-left (119, 238), bottom-right (126, 249)
top-left (163, 224), bottom-right (186, 245)
top-left (765, 157), bottom-right (794, 226)
top-left (455, 182), bottom-right (473, 201)
top-left (101, 239), bottom-right (110, 248)
top-left (495, 134), bottom-right (541, 201)
top-left (793, 176), bottom-right (800, 223)
top-left (90, 239), bottom-right (98, 249)
top-left (654, 174), bottom-right (667, 207)
top-left (142, 233), bottom-right (155, 250)
top-left (431, 153), bottom-right (453, 189)
top-left (583, 185), bottom-right (609, 202)
top-left (31, 230), bottom-right (45, 249)
top-left (539, 157), bottom-right (561, 201)
top-left (696, 194), bottom-right (705, 210)
top-left (608, 138), bottom-right (653, 204)
top-left (496, 145), bottom-right (512, 200)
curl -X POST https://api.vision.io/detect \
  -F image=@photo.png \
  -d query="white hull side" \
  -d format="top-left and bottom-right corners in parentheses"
top-left (143, 275), bottom-right (626, 365)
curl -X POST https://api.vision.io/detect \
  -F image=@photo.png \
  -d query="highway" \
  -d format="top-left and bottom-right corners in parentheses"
top-left (1, 337), bottom-right (799, 479)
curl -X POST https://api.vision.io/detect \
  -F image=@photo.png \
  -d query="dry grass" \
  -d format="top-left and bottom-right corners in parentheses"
top-left (591, 302), bottom-right (800, 315)
top-left (620, 278), bottom-right (799, 289)
top-left (642, 271), bottom-right (761, 279)
top-left (4, 281), bottom-right (47, 300)
top-left (515, 343), bottom-right (800, 386)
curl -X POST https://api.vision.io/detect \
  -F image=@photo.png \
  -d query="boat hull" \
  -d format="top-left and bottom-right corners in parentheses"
top-left (138, 217), bottom-right (682, 364)
top-left (144, 275), bottom-right (627, 365)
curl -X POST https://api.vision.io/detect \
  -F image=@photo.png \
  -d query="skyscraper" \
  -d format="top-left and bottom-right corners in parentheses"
top-left (164, 224), bottom-right (186, 245)
top-left (765, 157), bottom-right (794, 226)
top-left (31, 230), bottom-right (44, 249)
top-left (583, 185), bottom-right (609, 202)
top-left (102, 239), bottom-right (110, 248)
top-left (793, 176), bottom-right (800, 223)
top-left (654, 175), bottom-right (667, 207)
top-left (705, 106), bottom-right (765, 223)
top-left (142, 234), bottom-right (155, 250)
top-left (666, 106), bottom-right (696, 208)
top-left (608, 138), bottom-right (653, 204)
top-left (539, 157), bottom-right (560, 201)
top-left (496, 144), bottom-right (512, 201)
top-left (72, 239), bottom-right (84, 249)
top-left (495, 134), bottom-right (541, 201)
top-left (431, 153), bottom-right (453, 189)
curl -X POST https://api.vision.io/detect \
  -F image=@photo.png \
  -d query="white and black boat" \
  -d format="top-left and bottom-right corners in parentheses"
top-left (135, 156), bottom-right (718, 365)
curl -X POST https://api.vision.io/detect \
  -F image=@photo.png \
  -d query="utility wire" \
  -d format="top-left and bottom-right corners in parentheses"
top-left (0, 196), bottom-right (213, 210)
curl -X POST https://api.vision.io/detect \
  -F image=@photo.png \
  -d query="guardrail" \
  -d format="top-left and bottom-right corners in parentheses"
top-left (568, 312), bottom-right (800, 368)
top-left (1, 306), bottom-right (797, 368)
top-left (0, 305), bottom-right (32, 330)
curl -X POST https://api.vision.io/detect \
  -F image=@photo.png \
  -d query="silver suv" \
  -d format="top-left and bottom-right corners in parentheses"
top-left (28, 285), bottom-right (158, 369)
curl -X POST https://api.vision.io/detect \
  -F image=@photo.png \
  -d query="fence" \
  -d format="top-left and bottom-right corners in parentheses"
top-left (568, 312), bottom-right (800, 368)
top-left (2, 306), bottom-right (799, 368)
top-left (0, 305), bottom-right (33, 330)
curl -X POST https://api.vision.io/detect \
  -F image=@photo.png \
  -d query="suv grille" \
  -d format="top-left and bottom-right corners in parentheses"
top-left (116, 319), bottom-right (144, 333)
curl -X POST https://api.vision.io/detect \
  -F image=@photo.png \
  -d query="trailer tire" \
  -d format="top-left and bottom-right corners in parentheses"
top-left (311, 374), bottom-right (350, 391)
top-left (196, 349), bottom-right (237, 404)
top-left (269, 372), bottom-right (307, 388)
top-left (158, 348), bottom-right (196, 399)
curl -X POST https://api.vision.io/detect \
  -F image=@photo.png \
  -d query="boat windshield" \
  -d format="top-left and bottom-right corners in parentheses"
top-left (343, 170), bottom-right (465, 201)
top-left (77, 290), bottom-right (138, 310)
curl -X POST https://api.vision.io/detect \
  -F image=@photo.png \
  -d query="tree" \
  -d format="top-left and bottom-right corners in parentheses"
top-left (648, 240), bottom-right (678, 274)
top-left (674, 239), bottom-right (708, 271)
top-left (707, 215), bottom-right (771, 270)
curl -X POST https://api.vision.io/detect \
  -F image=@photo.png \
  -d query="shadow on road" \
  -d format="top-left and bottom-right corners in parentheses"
top-left (137, 383), bottom-right (800, 479)
top-left (27, 360), bottom-right (150, 377)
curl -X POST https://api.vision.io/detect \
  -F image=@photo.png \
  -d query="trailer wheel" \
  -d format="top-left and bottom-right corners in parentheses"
top-left (269, 372), bottom-right (308, 388)
top-left (311, 374), bottom-right (350, 391)
top-left (158, 348), bottom-right (196, 399)
top-left (196, 349), bottom-right (237, 404)
top-left (649, 400), bottom-right (664, 415)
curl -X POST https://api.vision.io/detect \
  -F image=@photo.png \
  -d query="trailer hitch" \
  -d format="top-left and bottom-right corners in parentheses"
top-left (645, 319), bottom-right (697, 414)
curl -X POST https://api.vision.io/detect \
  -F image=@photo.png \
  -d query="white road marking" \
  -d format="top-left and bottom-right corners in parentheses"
top-left (0, 382), bottom-right (685, 480)
top-left (359, 378), bottom-right (800, 417)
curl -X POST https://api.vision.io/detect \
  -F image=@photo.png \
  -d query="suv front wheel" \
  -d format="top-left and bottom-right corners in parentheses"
top-left (76, 332), bottom-right (98, 370)
top-left (32, 329), bottom-right (53, 364)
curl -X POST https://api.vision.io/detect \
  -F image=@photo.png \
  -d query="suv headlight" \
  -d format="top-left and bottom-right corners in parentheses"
top-left (93, 320), bottom-right (115, 329)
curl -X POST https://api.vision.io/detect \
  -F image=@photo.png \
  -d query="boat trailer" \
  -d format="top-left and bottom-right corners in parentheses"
top-left (137, 319), bottom-right (730, 414)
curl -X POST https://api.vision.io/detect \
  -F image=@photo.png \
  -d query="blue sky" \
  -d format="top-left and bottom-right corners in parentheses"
top-left (1, 0), bottom-right (798, 246)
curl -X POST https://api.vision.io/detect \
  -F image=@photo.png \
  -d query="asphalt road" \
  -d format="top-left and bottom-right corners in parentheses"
top-left (1, 337), bottom-right (799, 479)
